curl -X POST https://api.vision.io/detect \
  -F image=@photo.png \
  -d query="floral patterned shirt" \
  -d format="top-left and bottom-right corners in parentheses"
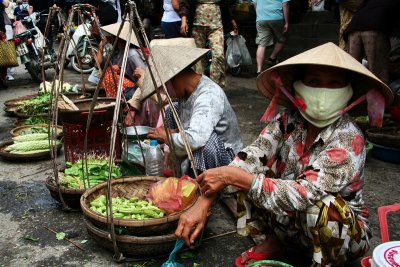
top-left (229, 110), bottom-right (369, 230)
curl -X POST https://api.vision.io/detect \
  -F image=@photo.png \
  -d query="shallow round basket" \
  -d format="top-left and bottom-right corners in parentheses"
top-left (13, 109), bottom-right (49, 119)
top-left (0, 140), bottom-right (62, 162)
top-left (3, 106), bottom-right (19, 116)
top-left (81, 176), bottom-right (198, 236)
top-left (10, 124), bottom-right (63, 138)
top-left (4, 94), bottom-right (38, 107)
top-left (84, 218), bottom-right (176, 257)
top-left (246, 260), bottom-right (294, 267)
top-left (45, 175), bottom-right (84, 209)
top-left (367, 140), bottom-right (400, 164)
top-left (365, 127), bottom-right (400, 148)
top-left (58, 97), bottom-right (116, 124)
top-left (63, 92), bottom-right (92, 101)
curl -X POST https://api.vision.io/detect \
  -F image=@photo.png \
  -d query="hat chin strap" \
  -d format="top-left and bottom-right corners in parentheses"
top-left (260, 71), bottom-right (307, 123)
top-left (340, 88), bottom-right (385, 127)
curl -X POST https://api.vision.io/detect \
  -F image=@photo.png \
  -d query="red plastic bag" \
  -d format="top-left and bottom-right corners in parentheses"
top-left (146, 176), bottom-right (198, 214)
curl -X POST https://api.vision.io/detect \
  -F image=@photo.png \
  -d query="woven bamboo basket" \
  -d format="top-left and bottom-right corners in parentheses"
top-left (81, 176), bottom-right (198, 236)
top-left (14, 109), bottom-right (49, 119)
top-left (3, 106), bottom-right (19, 116)
top-left (366, 127), bottom-right (400, 148)
top-left (4, 94), bottom-right (38, 107)
top-left (84, 218), bottom-right (177, 257)
top-left (0, 140), bottom-right (62, 162)
top-left (45, 175), bottom-right (85, 209)
top-left (10, 124), bottom-right (63, 138)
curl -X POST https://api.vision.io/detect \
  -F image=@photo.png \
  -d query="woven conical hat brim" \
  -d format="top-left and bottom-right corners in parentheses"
top-left (257, 42), bottom-right (394, 115)
top-left (100, 22), bottom-right (139, 47)
top-left (140, 45), bottom-right (208, 101)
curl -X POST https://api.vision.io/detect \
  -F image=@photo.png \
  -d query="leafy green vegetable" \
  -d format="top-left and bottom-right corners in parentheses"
top-left (18, 93), bottom-right (51, 116)
top-left (56, 232), bottom-right (66, 240)
top-left (24, 117), bottom-right (48, 125)
top-left (61, 157), bottom-right (122, 189)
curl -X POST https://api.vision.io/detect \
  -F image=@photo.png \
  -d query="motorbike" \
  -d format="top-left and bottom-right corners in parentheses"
top-left (65, 9), bottom-right (99, 74)
top-left (13, 11), bottom-right (56, 82)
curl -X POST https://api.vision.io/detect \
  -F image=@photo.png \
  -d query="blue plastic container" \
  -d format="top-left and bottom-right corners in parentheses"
top-left (367, 141), bottom-right (400, 163)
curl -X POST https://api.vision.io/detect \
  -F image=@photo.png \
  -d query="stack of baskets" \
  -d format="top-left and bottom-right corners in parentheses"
top-left (80, 176), bottom-right (198, 258)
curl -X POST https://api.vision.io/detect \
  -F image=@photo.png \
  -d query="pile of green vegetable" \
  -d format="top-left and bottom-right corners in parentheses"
top-left (18, 93), bottom-right (51, 116)
top-left (4, 133), bottom-right (60, 154)
top-left (60, 158), bottom-right (122, 189)
top-left (20, 126), bottom-right (48, 135)
top-left (22, 117), bottom-right (49, 125)
top-left (90, 195), bottom-right (165, 219)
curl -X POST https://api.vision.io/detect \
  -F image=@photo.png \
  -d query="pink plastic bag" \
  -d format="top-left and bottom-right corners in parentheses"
top-left (146, 176), bottom-right (198, 214)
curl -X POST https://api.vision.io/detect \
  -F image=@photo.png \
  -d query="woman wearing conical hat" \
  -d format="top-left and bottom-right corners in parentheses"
top-left (140, 45), bottom-right (243, 175)
top-left (175, 42), bottom-right (394, 266)
top-left (98, 21), bottom-right (147, 98)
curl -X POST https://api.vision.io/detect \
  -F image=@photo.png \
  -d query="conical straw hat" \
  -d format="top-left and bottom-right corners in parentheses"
top-left (140, 45), bottom-right (208, 101)
top-left (100, 21), bottom-right (139, 47)
top-left (257, 42), bottom-right (394, 114)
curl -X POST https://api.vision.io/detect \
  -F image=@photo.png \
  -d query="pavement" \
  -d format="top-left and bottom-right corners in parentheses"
top-left (0, 61), bottom-right (399, 267)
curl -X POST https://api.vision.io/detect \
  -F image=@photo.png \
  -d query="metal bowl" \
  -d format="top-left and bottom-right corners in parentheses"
top-left (120, 126), bottom-right (151, 139)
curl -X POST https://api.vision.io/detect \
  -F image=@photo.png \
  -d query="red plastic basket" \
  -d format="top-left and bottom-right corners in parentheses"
top-left (63, 120), bottom-right (121, 163)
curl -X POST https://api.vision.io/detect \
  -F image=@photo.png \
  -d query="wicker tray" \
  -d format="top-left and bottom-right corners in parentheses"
top-left (3, 106), bottom-right (19, 116)
top-left (365, 127), bottom-right (400, 148)
top-left (45, 175), bottom-right (84, 209)
top-left (10, 124), bottom-right (63, 138)
top-left (13, 109), bottom-right (49, 119)
top-left (81, 176), bottom-right (198, 236)
top-left (4, 94), bottom-right (38, 107)
top-left (84, 218), bottom-right (177, 257)
top-left (0, 140), bottom-right (62, 162)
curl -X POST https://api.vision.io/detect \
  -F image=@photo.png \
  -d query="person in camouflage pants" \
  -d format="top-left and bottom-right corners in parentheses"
top-left (179, 0), bottom-right (238, 88)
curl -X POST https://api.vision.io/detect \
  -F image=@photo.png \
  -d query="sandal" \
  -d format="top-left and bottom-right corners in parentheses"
top-left (235, 246), bottom-right (283, 267)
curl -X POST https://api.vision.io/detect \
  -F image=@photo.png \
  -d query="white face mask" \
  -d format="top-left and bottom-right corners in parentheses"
top-left (293, 80), bottom-right (353, 128)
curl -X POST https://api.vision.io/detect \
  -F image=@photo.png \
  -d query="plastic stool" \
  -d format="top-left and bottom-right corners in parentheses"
top-left (377, 203), bottom-right (400, 243)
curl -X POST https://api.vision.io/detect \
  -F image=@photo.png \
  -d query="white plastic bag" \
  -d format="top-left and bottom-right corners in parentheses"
top-left (226, 34), bottom-right (252, 68)
top-left (311, 0), bottom-right (325, 12)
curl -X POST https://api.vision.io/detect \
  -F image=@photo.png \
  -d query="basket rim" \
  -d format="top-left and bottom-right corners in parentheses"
top-left (365, 126), bottom-right (400, 136)
top-left (84, 217), bottom-right (177, 243)
top-left (4, 94), bottom-right (38, 107)
top-left (13, 109), bottom-right (49, 119)
top-left (80, 176), bottom-right (198, 227)
top-left (10, 124), bottom-right (63, 137)
top-left (45, 175), bottom-right (86, 195)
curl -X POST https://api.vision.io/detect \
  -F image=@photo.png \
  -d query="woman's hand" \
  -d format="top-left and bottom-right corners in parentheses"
top-left (197, 166), bottom-right (254, 197)
top-left (148, 126), bottom-right (169, 144)
top-left (175, 195), bottom-right (215, 246)
top-left (231, 19), bottom-right (239, 35)
top-left (133, 67), bottom-right (145, 79)
top-left (124, 110), bottom-right (136, 126)
top-left (180, 16), bottom-right (188, 36)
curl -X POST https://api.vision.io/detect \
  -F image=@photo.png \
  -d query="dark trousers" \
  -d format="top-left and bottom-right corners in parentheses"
top-left (161, 21), bottom-right (181, 39)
